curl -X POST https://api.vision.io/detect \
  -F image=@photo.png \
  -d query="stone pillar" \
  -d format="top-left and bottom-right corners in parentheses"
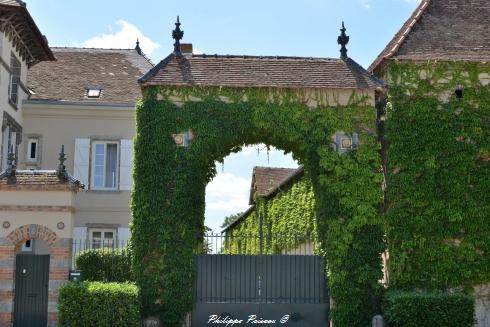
top-left (0, 238), bottom-right (14, 327)
top-left (475, 283), bottom-right (490, 327)
top-left (47, 238), bottom-right (72, 327)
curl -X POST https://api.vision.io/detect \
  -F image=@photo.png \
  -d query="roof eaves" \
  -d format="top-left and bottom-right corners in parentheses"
top-left (65, 171), bottom-right (85, 190)
top-left (368, 0), bottom-right (430, 72)
top-left (139, 53), bottom-right (175, 84)
top-left (263, 166), bottom-right (305, 199)
top-left (221, 205), bottom-right (256, 233)
top-left (0, 3), bottom-right (55, 64)
top-left (345, 57), bottom-right (387, 89)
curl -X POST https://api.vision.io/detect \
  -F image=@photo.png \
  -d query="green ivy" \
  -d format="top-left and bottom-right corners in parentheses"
top-left (131, 86), bottom-right (385, 326)
top-left (224, 176), bottom-right (317, 254)
top-left (382, 61), bottom-right (490, 290)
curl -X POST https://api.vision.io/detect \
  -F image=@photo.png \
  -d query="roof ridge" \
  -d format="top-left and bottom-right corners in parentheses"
top-left (346, 58), bottom-right (386, 88)
top-left (139, 53), bottom-right (175, 83)
top-left (52, 46), bottom-right (136, 51)
top-left (192, 54), bottom-right (341, 61)
top-left (51, 46), bottom-right (155, 67)
top-left (368, 0), bottom-right (430, 72)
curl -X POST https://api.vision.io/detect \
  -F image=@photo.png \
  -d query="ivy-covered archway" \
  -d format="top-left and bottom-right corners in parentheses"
top-left (132, 19), bottom-right (386, 327)
top-left (132, 86), bottom-right (386, 326)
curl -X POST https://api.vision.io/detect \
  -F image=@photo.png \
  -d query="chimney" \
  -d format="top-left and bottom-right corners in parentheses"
top-left (180, 43), bottom-right (193, 55)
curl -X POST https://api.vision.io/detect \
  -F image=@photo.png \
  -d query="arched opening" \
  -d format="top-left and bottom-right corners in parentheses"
top-left (204, 144), bottom-right (298, 234)
top-left (132, 87), bottom-right (385, 326)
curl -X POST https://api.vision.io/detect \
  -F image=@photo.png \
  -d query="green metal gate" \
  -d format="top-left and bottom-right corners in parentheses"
top-left (13, 254), bottom-right (50, 327)
top-left (192, 234), bottom-right (329, 326)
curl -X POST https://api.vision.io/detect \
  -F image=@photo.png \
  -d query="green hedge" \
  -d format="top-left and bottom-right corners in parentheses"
top-left (76, 248), bottom-right (133, 282)
top-left (384, 291), bottom-right (475, 327)
top-left (58, 282), bottom-right (140, 327)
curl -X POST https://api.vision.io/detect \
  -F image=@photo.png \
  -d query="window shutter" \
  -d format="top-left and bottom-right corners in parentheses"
top-left (74, 138), bottom-right (90, 187)
top-left (72, 227), bottom-right (88, 263)
top-left (117, 227), bottom-right (130, 247)
top-left (73, 227), bottom-right (88, 241)
top-left (119, 139), bottom-right (133, 191)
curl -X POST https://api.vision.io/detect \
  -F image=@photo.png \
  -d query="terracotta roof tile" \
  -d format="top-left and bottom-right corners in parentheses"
top-left (250, 167), bottom-right (303, 204)
top-left (0, 170), bottom-right (83, 190)
top-left (140, 54), bottom-right (384, 89)
top-left (27, 48), bottom-right (154, 104)
top-left (369, 0), bottom-right (490, 71)
top-left (223, 166), bottom-right (304, 231)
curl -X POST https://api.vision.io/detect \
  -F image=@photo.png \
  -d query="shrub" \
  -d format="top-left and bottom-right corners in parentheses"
top-left (76, 248), bottom-right (133, 282)
top-left (58, 281), bottom-right (140, 327)
top-left (384, 290), bottom-right (475, 327)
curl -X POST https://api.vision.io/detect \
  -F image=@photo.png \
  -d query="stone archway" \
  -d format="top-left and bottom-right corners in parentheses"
top-left (132, 19), bottom-right (387, 327)
top-left (0, 224), bottom-right (71, 327)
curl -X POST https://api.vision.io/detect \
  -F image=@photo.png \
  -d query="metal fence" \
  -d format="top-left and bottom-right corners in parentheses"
top-left (200, 232), bottom-right (318, 255)
top-left (71, 239), bottom-right (129, 270)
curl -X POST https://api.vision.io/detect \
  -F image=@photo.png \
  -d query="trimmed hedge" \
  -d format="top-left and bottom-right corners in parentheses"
top-left (384, 291), bottom-right (475, 327)
top-left (76, 248), bottom-right (133, 282)
top-left (58, 282), bottom-right (140, 327)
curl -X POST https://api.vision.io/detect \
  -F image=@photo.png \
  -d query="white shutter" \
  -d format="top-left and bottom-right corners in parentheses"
top-left (73, 227), bottom-right (88, 241)
top-left (74, 138), bottom-right (90, 187)
top-left (72, 227), bottom-right (88, 263)
top-left (119, 139), bottom-right (133, 190)
top-left (117, 227), bottom-right (130, 247)
top-left (1, 127), bottom-right (9, 170)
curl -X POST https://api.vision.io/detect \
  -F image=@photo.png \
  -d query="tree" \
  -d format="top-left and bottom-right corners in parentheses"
top-left (220, 212), bottom-right (243, 229)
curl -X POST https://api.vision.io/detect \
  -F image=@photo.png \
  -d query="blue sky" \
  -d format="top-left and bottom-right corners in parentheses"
top-left (25, 0), bottom-right (420, 232)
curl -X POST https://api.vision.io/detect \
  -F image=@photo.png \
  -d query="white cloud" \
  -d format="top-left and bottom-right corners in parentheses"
top-left (82, 20), bottom-right (160, 55)
top-left (360, 0), bottom-right (370, 9)
top-left (205, 173), bottom-right (250, 213)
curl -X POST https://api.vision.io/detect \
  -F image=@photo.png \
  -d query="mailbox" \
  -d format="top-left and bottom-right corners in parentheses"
top-left (69, 271), bottom-right (81, 282)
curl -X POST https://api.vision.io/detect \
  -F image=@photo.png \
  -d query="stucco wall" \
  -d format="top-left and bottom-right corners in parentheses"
top-left (20, 103), bottom-right (134, 228)
top-left (0, 190), bottom-right (75, 240)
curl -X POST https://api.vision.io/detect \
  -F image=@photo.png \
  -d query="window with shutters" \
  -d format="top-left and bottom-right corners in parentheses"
top-left (91, 141), bottom-right (119, 190)
top-left (8, 53), bottom-right (21, 107)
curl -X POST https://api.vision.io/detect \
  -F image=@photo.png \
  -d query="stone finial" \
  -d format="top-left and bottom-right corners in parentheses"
top-left (337, 21), bottom-right (350, 60)
top-left (135, 38), bottom-right (142, 55)
top-left (58, 144), bottom-right (66, 175)
top-left (172, 16), bottom-right (184, 56)
top-left (6, 145), bottom-right (16, 176)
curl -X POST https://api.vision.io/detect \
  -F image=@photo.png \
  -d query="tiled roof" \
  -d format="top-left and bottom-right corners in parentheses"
top-left (0, 170), bottom-right (83, 191)
top-left (223, 166), bottom-right (304, 232)
top-left (369, 0), bottom-right (490, 72)
top-left (0, 0), bottom-right (54, 65)
top-left (250, 166), bottom-right (303, 204)
top-left (27, 47), bottom-right (154, 104)
top-left (140, 53), bottom-right (384, 89)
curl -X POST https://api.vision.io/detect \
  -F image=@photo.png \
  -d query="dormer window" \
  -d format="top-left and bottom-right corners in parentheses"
top-left (85, 87), bottom-right (103, 98)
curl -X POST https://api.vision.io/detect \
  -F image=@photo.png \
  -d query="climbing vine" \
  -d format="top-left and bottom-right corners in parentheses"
top-left (223, 176), bottom-right (317, 254)
top-left (131, 86), bottom-right (385, 326)
top-left (382, 61), bottom-right (490, 290)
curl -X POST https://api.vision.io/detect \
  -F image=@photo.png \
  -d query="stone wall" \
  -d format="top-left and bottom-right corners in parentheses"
top-left (475, 283), bottom-right (490, 327)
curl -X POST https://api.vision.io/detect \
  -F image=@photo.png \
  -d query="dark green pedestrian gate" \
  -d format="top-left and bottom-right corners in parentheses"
top-left (192, 234), bottom-right (329, 327)
top-left (13, 254), bottom-right (50, 327)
